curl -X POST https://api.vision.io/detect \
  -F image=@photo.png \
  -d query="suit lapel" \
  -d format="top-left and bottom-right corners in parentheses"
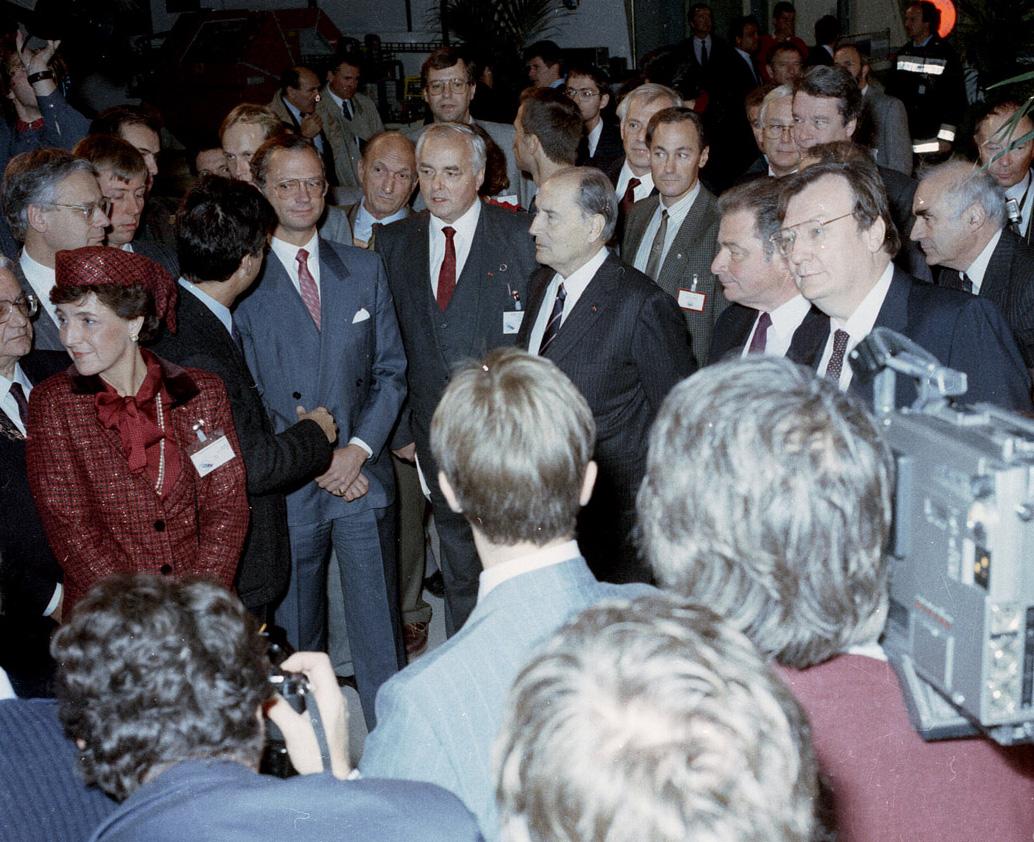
top-left (623, 196), bottom-right (658, 262)
top-left (543, 254), bottom-right (620, 364)
top-left (657, 189), bottom-right (712, 296)
top-left (317, 240), bottom-right (354, 392)
top-left (981, 234), bottom-right (1010, 303)
top-left (16, 262), bottom-right (62, 351)
top-left (848, 269), bottom-right (910, 400)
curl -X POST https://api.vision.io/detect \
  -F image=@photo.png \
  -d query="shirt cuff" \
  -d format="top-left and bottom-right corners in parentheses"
top-left (347, 437), bottom-right (372, 458)
top-left (43, 583), bottom-right (62, 617)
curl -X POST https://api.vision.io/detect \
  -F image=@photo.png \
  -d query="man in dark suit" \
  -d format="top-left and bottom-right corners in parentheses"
top-left (806, 15), bottom-right (839, 66)
top-left (513, 86), bottom-right (583, 189)
top-left (708, 178), bottom-right (826, 365)
top-left (151, 176), bottom-right (336, 621)
top-left (623, 108), bottom-right (723, 364)
top-left (339, 132), bottom-right (417, 249)
top-left (776, 158), bottom-right (1032, 411)
top-left (517, 167), bottom-right (695, 583)
top-left (376, 123), bottom-right (537, 635)
top-left (268, 66), bottom-right (337, 187)
top-left (912, 159), bottom-right (1034, 373)
top-left (0, 259), bottom-right (66, 697)
top-left (567, 64), bottom-right (623, 173)
top-left (235, 134), bottom-right (408, 727)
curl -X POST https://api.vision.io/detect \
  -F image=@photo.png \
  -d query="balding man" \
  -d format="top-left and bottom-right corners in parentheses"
top-left (269, 66), bottom-right (336, 186)
top-left (341, 132), bottom-right (417, 249)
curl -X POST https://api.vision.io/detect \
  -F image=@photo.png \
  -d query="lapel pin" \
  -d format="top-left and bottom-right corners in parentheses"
top-left (592, 304), bottom-right (598, 313)
top-left (498, 263), bottom-right (508, 272)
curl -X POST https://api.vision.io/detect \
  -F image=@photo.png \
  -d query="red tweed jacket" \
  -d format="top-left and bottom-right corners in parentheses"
top-left (26, 356), bottom-right (249, 613)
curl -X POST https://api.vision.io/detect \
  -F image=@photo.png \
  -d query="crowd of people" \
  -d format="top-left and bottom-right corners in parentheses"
top-left (2, 0), bottom-right (1034, 838)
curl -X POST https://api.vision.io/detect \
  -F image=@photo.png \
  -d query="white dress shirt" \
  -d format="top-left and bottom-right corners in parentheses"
top-left (271, 232), bottom-right (321, 297)
top-left (962, 228), bottom-right (1002, 296)
top-left (282, 97), bottom-right (325, 155)
top-left (615, 162), bottom-right (654, 204)
top-left (1005, 171), bottom-right (1033, 238)
top-left (632, 182), bottom-right (701, 274)
top-left (19, 249), bottom-right (57, 326)
top-left (817, 262), bottom-right (895, 391)
top-left (586, 119), bottom-right (603, 158)
top-left (428, 199), bottom-right (481, 298)
top-left (740, 294), bottom-right (812, 358)
top-left (478, 540), bottom-right (580, 603)
top-left (528, 246), bottom-right (609, 354)
top-left (0, 666), bottom-right (14, 700)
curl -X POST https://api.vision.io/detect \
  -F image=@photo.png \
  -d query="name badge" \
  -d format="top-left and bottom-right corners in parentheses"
top-left (678, 288), bottom-right (707, 312)
top-left (187, 422), bottom-right (237, 477)
top-left (503, 311), bottom-right (524, 334)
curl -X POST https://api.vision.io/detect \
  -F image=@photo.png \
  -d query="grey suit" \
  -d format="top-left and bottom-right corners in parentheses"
top-left (14, 258), bottom-right (62, 353)
top-left (318, 204), bottom-right (355, 246)
top-left (360, 553), bottom-right (655, 840)
top-left (622, 188), bottom-right (726, 365)
top-left (318, 90), bottom-right (385, 192)
top-left (864, 82), bottom-right (912, 177)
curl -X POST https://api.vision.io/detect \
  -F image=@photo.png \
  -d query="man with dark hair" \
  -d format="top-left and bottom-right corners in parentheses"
top-left (566, 64), bottom-right (622, 171)
top-left (1, 149), bottom-right (109, 350)
top-left (730, 15), bottom-right (763, 89)
top-left (151, 175), bottom-right (337, 619)
top-left (52, 575), bottom-right (481, 841)
top-left (974, 99), bottom-right (1034, 244)
top-left (768, 41), bottom-right (805, 86)
top-left (518, 166), bottom-right (695, 583)
top-left (807, 15), bottom-right (839, 66)
top-left (193, 147), bottom-right (230, 179)
top-left (318, 53), bottom-right (385, 195)
top-left (623, 107), bottom-right (723, 364)
top-left (524, 40), bottom-right (564, 88)
top-left (888, 0), bottom-right (966, 158)
top-left (269, 66), bottom-right (336, 187)
top-left (773, 156), bottom-right (1031, 409)
top-left (361, 347), bottom-right (655, 839)
top-left (513, 87), bottom-right (583, 188)
top-left (758, 1), bottom-right (808, 79)
top-left (236, 133), bottom-right (408, 726)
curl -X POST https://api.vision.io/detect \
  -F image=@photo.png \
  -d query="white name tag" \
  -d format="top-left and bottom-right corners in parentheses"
top-left (677, 288), bottom-right (707, 312)
top-left (189, 435), bottom-right (237, 477)
top-left (503, 310), bottom-right (525, 334)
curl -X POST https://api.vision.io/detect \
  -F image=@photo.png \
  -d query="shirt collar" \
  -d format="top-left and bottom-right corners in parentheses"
top-left (832, 261), bottom-right (895, 336)
top-left (324, 86), bottom-right (345, 109)
top-left (768, 293), bottom-right (811, 338)
top-left (271, 231), bottom-right (319, 267)
top-left (431, 197), bottom-right (481, 239)
top-left (0, 361), bottom-right (30, 395)
top-left (1005, 170), bottom-right (1032, 201)
top-left (558, 243), bottom-right (608, 283)
top-left (179, 278), bottom-right (234, 336)
top-left (477, 539), bottom-right (580, 602)
top-left (281, 96), bottom-right (304, 124)
top-left (659, 181), bottom-right (701, 226)
top-left (963, 228), bottom-right (1002, 294)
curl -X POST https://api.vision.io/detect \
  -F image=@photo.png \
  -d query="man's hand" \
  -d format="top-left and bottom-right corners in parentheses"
top-left (392, 442), bottom-right (416, 462)
top-left (340, 472), bottom-right (369, 501)
top-left (299, 112), bottom-right (323, 139)
top-left (296, 405), bottom-right (338, 443)
top-left (316, 444), bottom-right (367, 495)
top-left (265, 651), bottom-right (350, 779)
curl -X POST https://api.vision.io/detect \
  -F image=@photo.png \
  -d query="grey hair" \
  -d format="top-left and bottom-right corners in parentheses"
top-left (2, 150), bottom-right (97, 242)
top-left (717, 178), bottom-right (784, 259)
top-left (495, 593), bottom-right (819, 842)
top-left (637, 356), bottom-right (894, 668)
top-left (758, 84), bottom-right (794, 126)
top-left (416, 122), bottom-right (487, 174)
top-left (616, 82), bottom-right (682, 122)
top-left (0, 255), bottom-right (16, 274)
top-left (550, 166), bottom-right (619, 242)
top-left (919, 157), bottom-right (1009, 229)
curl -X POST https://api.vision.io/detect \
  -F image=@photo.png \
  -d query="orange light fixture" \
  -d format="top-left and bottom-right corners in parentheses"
top-left (930, 0), bottom-right (957, 37)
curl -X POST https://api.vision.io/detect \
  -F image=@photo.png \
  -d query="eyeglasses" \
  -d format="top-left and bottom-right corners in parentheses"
top-left (770, 212), bottom-right (855, 256)
top-left (45, 199), bottom-right (111, 221)
top-left (426, 78), bottom-right (470, 95)
top-left (565, 87), bottom-right (600, 101)
top-left (0, 293), bottom-right (38, 324)
top-left (763, 122), bottom-right (795, 139)
top-left (271, 178), bottom-right (328, 198)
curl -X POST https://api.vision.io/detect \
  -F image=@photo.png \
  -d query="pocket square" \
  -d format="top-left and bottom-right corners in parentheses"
top-left (352, 308), bottom-right (371, 323)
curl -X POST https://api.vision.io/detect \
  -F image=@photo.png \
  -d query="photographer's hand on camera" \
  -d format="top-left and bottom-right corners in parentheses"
top-left (266, 651), bottom-right (351, 779)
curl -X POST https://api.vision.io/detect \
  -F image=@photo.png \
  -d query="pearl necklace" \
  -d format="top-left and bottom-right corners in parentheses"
top-left (154, 392), bottom-right (166, 495)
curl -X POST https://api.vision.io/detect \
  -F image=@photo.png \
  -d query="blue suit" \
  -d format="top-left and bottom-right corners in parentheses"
top-left (235, 239), bottom-right (407, 726)
top-left (359, 553), bottom-right (655, 840)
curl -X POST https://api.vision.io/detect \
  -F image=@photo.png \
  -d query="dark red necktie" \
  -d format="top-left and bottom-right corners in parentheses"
top-left (620, 177), bottom-right (641, 221)
top-left (748, 311), bottom-right (772, 354)
top-left (9, 381), bottom-right (29, 427)
top-left (437, 226), bottom-right (457, 311)
top-left (296, 248), bottom-right (322, 330)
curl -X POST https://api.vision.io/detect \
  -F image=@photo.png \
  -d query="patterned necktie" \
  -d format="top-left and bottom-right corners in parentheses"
top-left (620, 177), bottom-right (641, 222)
top-left (295, 248), bottom-right (321, 330)
top-left (825, 329), bottom-right (850, 383)
top-left (748, 311), bottom-right (772, 354)
top-left (959, 271), bottom-right (974, 294)
top-left (8, 381), bottom-right (29, 427)
top-left (342, 99), bottom-right (353, 120)
top-left (644, 209), bottom-right (669, 280)
top-left (437, 226), bottom-right (457, 311)
top-left (538, 282), bottom-right (568, 356)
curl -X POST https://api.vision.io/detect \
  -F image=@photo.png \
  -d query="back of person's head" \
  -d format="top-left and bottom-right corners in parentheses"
top-left (814, 14), bottom-right (840, 45)
top-left (52, 574), bottom-right (273, 801)
top-left (2, 148), bottom-right (95, 241)
top-left (518, 87), bottom-right (583, 165)
top-left (177, 175), bottom-right (277, 283)
top-left (918, 157), bottom-right (1008, 229)
top-left (218, 104), bottom-right (284, 144)
top-left (431, 347), bottom-right (595, 546)
top-left (638, 356), bottom-right (894, 668)
top-left (495, 592), bottom-right (819, 842)
top-left (72, 134), bottom-right (148, 182)
top-left (89, 104), bottom-right (162, 138)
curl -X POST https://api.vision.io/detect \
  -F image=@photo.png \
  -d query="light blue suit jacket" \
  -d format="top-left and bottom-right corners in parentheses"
top-left (235, 238), bottom-right (406, 525)
top-left (359, 555), bottom-right (655, 839)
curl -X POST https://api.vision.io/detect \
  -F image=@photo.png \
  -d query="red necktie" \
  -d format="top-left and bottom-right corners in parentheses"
top-left (296, 248), bottom-right (321, 330)
top-left (620, 178), bottom-right (641, 222)
top-left (825, 329), bottom-right (850, 383)
top-left (8, 381), bottom-right (29, 427)
top-left (748, 311), bottom-right (772, 354)
top-left (437, 226), bottom-right (457, 311)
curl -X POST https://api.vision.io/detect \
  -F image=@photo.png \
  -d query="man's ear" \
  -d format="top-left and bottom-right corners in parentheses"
top-left (864, 215), bottom-right (887, 253)
top-left (579, 460), bottom-right (598, 507)
top-left (600, 92), bottom-right (611, 112)
top-left (965, 201), bottom-right (987, 229)
top-left (438, 471), bottom-right (464, 514)
top-left (26, 203), bottom-right (47, 234)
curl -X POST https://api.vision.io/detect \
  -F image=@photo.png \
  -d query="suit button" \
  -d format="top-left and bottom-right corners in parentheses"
top-left (154, 520), bottom-right (165, 532)
top-left (159, 564), bottom-right (173, 575)
top-left (355, 379), bottom-right (363, 386)
top-left (292, 391), bottom-right (302, 400)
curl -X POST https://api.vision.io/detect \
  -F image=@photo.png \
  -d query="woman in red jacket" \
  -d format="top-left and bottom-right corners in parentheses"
top-left (26, 246), bottom-right (248, 614)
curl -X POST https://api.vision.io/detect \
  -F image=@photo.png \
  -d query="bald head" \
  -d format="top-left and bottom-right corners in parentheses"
top-left (358, 131), bottom-right (418, 219)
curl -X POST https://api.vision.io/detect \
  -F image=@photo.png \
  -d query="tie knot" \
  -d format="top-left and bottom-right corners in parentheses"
top-left (442, 226), bottom-right (456, 241)
top-left (628, 178), bottom-right (641, 189)
top-left (296, 248), bottom-right (310, 264)
top-left (556, 282), bottom-right (567, 301)
top-left (757, 311), bottom-right (772, 329)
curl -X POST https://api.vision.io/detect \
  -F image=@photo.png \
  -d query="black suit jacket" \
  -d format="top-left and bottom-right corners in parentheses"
top-left (150, 288), bottom-right (333, 609)
top-left (577, 120), bottom-right (624, 174)
top-left (707, 301), bottom-right (829, 366)
top-left (935, 229), bottom-right (1034, 368)
top-left (131, 239), bottom-right (180, 279)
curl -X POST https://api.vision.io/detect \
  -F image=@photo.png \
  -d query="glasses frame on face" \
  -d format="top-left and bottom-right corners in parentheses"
top-left (271, 177), bottom-right (329, 199)
top-left (0, 293), bottom-right (38, 325)
top-left (44, 198), bottom-right (112, 222)
top-left (426, 78), bottom-right (471, 96)
top-left (770, 211), bottom-right (856, 257)
top-left (565, 86), bottom-right (600, 101)
top-left (763, 122), bottom-right (796, 139)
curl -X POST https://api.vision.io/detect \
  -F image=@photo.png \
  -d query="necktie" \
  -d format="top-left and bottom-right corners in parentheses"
top-left (620, 177), bottom-right (641, 222)
top-left (959, 271), bottom-right (974, 294)
top-left (8, 381), bottom-right (29, 427)
top-left (342, 99), bottom-right (353, 120)
top-left (437, 226), bottom-right (457, 311)
top-left (295, 248), bottom-right (321, 330)
top-left (538, 282), bottom-right (567, 356)
top-left (825, 329), bottom-right (850, 383)
top-left (644, 209), bottom-right (669, 280)
top-left (748, 311), bottom-right (772, 354)
top-left (700, 39), bottom-right (709, 66)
